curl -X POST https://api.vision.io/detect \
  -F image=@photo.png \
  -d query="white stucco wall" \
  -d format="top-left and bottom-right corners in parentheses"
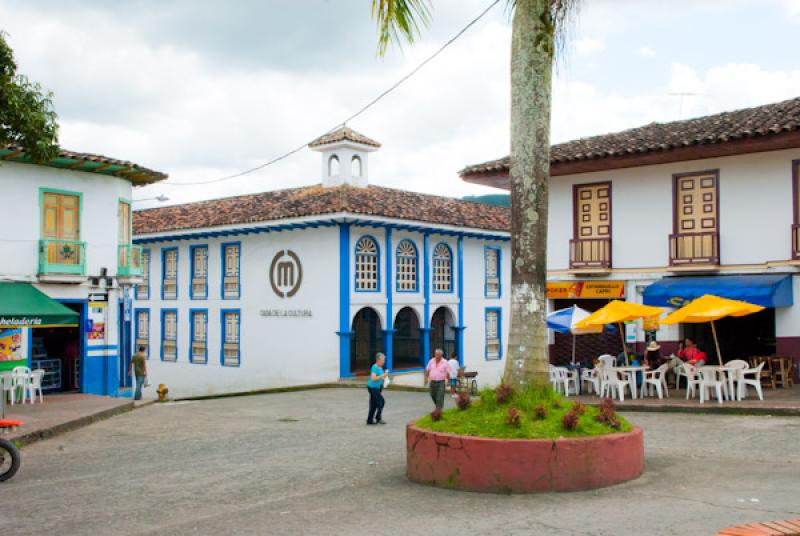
top-left (0, 160), bottom-right (134, 278)
top-left (547, 148), bottom-right (800, 270)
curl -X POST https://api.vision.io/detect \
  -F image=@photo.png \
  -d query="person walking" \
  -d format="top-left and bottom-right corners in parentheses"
top-left (448, 352), bottom-right (460, 398)
top-left (129, 345), bottom-right (148, 401)
top-left (424, 349), bottom-right (450, 410)
top-left (367, 353), bottom-right (388, 425)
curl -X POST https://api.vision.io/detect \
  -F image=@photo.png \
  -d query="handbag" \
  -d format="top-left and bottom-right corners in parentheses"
top-left (142, 376), bottom-right (151, 388)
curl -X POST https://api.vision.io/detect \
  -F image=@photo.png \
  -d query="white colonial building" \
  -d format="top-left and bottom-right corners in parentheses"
top-left (0, 145), bottom-right (166, 395)
top-left (462, 96), bottom-right (800, 377)
top-left (132, 128), bottom-right (511, 398)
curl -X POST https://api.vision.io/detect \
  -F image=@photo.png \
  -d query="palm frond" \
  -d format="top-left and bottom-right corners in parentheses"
top-left (371, 0), bottom-right (432, 56)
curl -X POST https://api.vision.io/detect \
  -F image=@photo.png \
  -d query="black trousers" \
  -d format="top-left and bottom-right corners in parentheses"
top-left (367, 387), bottom-right (385, 423)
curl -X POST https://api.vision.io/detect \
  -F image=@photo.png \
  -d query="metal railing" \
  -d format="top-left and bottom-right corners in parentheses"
top-left (569, 237), bottom-right (612, 269)
top-left (38, 239), bottom-right (87, 275)
top-left (669, 231), bottom-right (719, 266)
top-left (118, 244), bottom-right (143, 276)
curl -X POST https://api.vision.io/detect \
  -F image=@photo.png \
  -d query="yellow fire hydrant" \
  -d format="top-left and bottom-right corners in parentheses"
top-left (156, 384), bottom-right (169, 402)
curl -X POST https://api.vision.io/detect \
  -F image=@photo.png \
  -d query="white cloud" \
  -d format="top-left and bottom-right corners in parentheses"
top-left (638, 46), bottom-right (656, 57)
top-left (574, 37), bottom-right (606, 55)
top-left (783, 0), bottom-right (800, 19)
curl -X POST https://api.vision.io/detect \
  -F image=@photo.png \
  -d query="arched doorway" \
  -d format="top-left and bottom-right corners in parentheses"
top-left (430, 306), bottom-right (457, 360)
top-left (351, 307), bottom-right (382, 375)
top-left (393, 307), bottom-right (422, 370)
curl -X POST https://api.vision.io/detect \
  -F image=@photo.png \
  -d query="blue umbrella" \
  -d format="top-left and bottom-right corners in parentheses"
top-left (547, 306), bottom-right (604, 364)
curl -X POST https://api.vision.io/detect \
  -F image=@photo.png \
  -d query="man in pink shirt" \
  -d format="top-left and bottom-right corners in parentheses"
top-left (425, 349), bottom-right (451, 410)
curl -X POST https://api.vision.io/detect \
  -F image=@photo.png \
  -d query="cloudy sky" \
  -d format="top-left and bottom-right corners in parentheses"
top-left (2, 0), bottom-right (799, 208)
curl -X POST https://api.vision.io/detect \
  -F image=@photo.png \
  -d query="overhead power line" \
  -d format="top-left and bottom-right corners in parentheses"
top-left (161, 0), bottom-right (501, 187)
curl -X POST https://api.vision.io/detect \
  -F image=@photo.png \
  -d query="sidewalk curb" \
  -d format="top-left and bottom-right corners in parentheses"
top-left (174, 382), bottom-right (429, 402)
top-left (10, 401), bottom-right (136, 448)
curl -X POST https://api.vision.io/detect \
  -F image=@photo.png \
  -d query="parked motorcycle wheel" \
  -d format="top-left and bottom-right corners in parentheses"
top-left (0, 438), bottom-right (21, 482)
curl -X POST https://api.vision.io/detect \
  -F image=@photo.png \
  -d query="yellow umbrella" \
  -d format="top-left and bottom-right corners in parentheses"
top-left (574, 301), bottom-right (665, 365)
top-left (660, 294), bottom-right (764, 364)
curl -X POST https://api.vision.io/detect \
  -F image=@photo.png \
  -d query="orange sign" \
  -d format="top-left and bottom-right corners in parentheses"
top-left (546, 281), bottom-right (625, 300)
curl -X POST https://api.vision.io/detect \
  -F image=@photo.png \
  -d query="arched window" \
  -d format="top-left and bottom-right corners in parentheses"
top-left (395, 239), bottom-right (417, 292)
top-left (351, 155), bottom-right (362, 177)
top-left (328, 155), bottom-right (340, 176)
top-left (432, 242), bottom-right (452, 293)
top-left (355, 236), bottom-right (379, 291)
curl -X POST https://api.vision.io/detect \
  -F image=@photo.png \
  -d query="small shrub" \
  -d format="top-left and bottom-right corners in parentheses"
top-left (571, 402), bottom-right (587, 416)
top-left (495, 383), bottom-right (514, 405)
top-left (505, 406), bottom-right (522, 427)
top-left (431, 408), bottom-right (443, 422)
top-left (562, 410), bottom-right (579, 431)
top-left (596, 398), bottom-right (618, 427)
top-left (456, 391), bottom-right (471, 411)
top-left (607, 415), bottom-right (621, 430)
top-left (533, 403), bottom-right (548, 420)
top-left (551, 398), bottom-right (562, 409)
top-left (599, 397), bottom-right (615, 414)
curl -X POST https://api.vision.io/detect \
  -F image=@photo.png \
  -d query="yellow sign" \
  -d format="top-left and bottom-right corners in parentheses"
top-left (546, 281), bottom-right (625, 300)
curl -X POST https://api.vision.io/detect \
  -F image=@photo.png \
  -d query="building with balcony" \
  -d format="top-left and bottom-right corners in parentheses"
top-left (461, 96), bottom-right (800, 374)
top-left (0, 145), bottom-right (166, 396)
top-left (131, 128), bottom-right (511, 398)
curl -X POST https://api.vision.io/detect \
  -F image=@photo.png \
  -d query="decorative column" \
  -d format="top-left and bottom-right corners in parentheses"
top-left (456, 235), bottom-right (465, 365)
top-left (384, 227), bottom-right (394, 371)
top-left (422, 232), bottom-right (431, 366)
top-left (337, 223), bottom-right (352, 378)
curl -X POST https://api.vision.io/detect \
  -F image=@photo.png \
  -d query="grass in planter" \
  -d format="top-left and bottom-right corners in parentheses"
top-left (415, 386), bottom-right (632, 440)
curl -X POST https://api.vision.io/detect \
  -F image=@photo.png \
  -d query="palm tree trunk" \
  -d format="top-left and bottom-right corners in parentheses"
top-left (503, 0), bottom-right (554, 389)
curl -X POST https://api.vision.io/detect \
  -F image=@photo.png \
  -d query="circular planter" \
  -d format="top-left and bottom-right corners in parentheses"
top-left (407, 423), bottom-right (643, 493)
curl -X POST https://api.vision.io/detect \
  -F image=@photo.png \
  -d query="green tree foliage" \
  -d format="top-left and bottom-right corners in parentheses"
top-left (0, 32), bottom-right (59, 162)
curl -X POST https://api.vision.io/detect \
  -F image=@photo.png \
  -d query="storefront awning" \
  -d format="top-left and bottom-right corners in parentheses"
top-left (642, 274), bottom-right (793, 308)
top-left (0, 283), bottom-right (79, 327)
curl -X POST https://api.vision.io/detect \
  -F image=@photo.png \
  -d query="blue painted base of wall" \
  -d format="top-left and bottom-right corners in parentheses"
top-left (83, 354), bottom-right (120, 396)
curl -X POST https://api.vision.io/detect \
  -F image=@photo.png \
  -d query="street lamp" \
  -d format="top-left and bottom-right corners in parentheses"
top-left (132, 194), bottom-right (169, 204)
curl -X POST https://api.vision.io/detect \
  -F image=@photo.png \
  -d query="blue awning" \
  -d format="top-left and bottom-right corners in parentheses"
top-left (642, 274), bottom-right (794, 308)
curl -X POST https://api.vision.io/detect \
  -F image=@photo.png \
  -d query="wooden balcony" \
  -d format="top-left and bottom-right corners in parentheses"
top-left (39, 239), bottom-right (87, 276)
top-left (569, 237), bottom-right (611, 271)
top-left (118, 244), bottom-right (143, 277)
top-left (793, 224), bottom-right (800, 260)
top-left (669, 231), bottom-right (719, 268)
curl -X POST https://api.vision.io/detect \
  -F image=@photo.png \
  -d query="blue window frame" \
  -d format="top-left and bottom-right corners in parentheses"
top-left (189, 309), bottom-right (208, 364)
top-left (221, 309), bottom-right (241, 367)
top-left (135, 249), bottom-right (151, 300)
top-left (221, 242), bottom-right (241, 299)
top-left (432, 242), bottom-right (453, 293)
top-left (160, 308), bottom-right (178, 362)
top-left (485, 307), bottom-right (502, 361)
top-left (395, 239), bottom-right (418, 292)
top-left (134, 308), bottom-right (150, 360)
top-left (484, 246), bottom-right (501, 298)
top-left (190, 245), bottom-right (209, 300)
top-left (354, 235), bottom-right (380, 292)
top-left (161, 247), bottom-right (178, 300)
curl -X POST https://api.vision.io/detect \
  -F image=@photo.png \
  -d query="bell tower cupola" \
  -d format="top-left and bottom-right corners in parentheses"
top-left (308, 126), bottom-right (381, 188)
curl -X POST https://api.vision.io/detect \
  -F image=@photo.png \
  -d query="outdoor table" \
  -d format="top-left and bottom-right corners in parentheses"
top-left (698, 365), bottom-right (738, 401)
top-left (615, 365), bottom-right (649, 399)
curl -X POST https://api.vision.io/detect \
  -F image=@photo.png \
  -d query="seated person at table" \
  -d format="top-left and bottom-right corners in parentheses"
top-left (644, 340), bottom-right (663, 368)
top-left (666, 337), bottom-right (708, 380)
top-left (616, 344), bottom-right (638, 366)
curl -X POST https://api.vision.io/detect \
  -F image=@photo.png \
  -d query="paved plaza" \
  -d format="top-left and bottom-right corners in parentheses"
top-left (1, 388), bottom-right (799, 536)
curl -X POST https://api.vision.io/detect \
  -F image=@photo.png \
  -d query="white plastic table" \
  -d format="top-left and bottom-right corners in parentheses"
top-left (615, 365), bottom-right (649, 399)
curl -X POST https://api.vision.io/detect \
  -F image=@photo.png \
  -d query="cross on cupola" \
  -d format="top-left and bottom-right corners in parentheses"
top-left (308, 126), bottom-right (381, 188)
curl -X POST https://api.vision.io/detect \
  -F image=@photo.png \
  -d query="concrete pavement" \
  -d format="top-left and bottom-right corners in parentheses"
top-left (0, 388), bottom-right (798, 536)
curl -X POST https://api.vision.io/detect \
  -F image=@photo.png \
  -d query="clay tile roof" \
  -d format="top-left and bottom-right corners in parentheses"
top-left (459, 96), bottom-right (800, 176)
top-left (0, 144), bottom-right (167, 185)
top-left (308, 126), bottom-right (382, 149)
top-left (133, 184), bottom-right (510, 235)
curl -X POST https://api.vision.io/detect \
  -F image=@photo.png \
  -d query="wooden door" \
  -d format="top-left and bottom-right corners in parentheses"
top-left (573, 183), bottom-right (611, 265)
top-left (674, 172), bottom-right (718, 262)
top-left (119, 201), bottom-right (131, 244)
top-left (42, 192), bottom-right (80, 264)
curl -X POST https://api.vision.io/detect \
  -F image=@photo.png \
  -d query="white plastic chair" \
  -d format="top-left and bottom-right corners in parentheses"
top-left (598, 354), bottom-right (615, 368)
top-left (723, 360), bottom-right (748, 400)
top-left (9, 367), bottom-right (30, 405)
top-left (600, 368), bottom-right (628, 402)
top-left (548, 365), bottom-right (560, 393)
top-left (642, 364), bottom-right (669, 399)
top-left (581, 367), bottom-right (600, 395)
top-left (675, 360), bottom-right (690, 390)
top-left (554, 366), bottom-right (578, 396)
top-left (25, 369), bottom-right (45, 404)
top-left (696, 367), bottom-right (728, 404)
top-left (737, 361), bottom-right (765, 401)
top-left (684, 363), bottom-right (701, 400)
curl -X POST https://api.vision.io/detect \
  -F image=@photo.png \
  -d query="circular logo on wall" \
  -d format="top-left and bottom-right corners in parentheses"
top-left (269, 250), bottom-right (303, 298)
